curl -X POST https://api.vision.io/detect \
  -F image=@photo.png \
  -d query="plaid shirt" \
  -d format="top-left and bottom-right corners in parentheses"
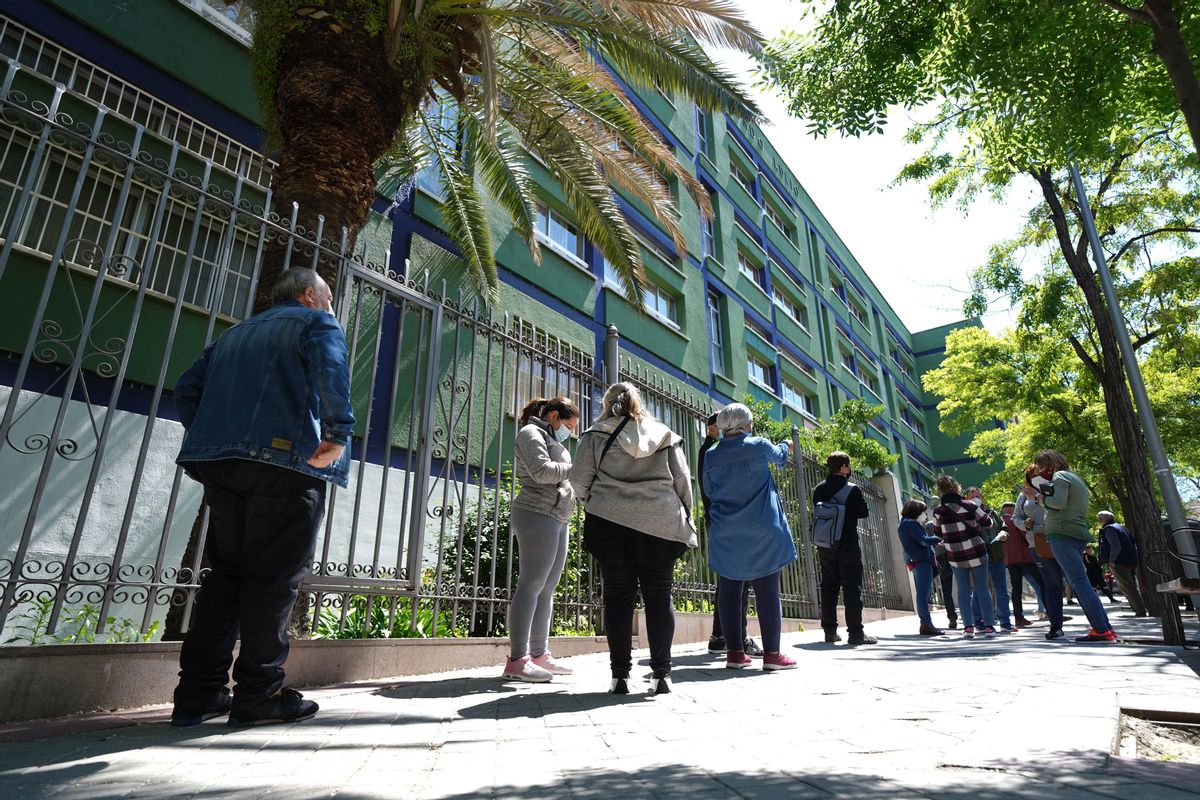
top-left (933, 493), bottom-right (989, 568)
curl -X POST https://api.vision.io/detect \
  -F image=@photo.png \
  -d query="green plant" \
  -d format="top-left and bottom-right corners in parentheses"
top-left (4, 599), bottom-right (160, 645)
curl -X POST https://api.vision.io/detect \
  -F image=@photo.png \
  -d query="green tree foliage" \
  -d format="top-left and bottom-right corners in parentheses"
top-left (741, 395), bottom-right (895, 472)
top-left (243, 0), bottom-right (765, 308)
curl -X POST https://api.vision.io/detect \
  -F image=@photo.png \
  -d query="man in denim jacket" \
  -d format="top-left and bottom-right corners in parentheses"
top-left (170, 268), bottom-right (354, 728)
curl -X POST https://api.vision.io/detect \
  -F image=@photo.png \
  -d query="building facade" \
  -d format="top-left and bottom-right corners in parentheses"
top-left (0, 0), bottom-right (989, 642)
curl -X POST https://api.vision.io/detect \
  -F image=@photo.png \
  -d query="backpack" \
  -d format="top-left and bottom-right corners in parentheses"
top-left (812, 482), bottom-right (855, 550)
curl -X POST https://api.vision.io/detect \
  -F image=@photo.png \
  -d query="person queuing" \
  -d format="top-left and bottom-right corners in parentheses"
top-left (1098, 511), bottom-right (1150, 617)
top-left (1015, 464), bottom-right (1069, 640)
top-left (932, 475), bottom-right (997, 639)
top-left (897, 500), bottom-right (943, 636)
top-left (812, 452), bottom-right (877, 646)
top-left (502, 396), bottom-right (581, 683)
top-left (570, 383), bottom-right (697, 695)
top-left (702, 404), bottom-right (798, 671)
top-left (933, 537), bottom-right (958, 630)
top-left (171, 268), bottom-right (353, 728)
top-left (1020, 450), bottom-right (1119, 644)
top-left (699, 413), bottom-right (762, 659)
top-left (1000, 501), bottom-right (1045, 628)
top-left (964, 487), bottom-right (1013, 634)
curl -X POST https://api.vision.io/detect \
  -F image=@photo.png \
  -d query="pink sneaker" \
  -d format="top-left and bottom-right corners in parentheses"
top-left (530, 652), bottom-right (573, 675)
top-left (501, 656), bottom-right (552, 682)
top-left (762, 652), bottom-right (796, 671)
top-left (726, 650), bottom-right (752, 669)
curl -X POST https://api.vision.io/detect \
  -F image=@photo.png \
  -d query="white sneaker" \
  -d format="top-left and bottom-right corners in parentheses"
top-left (502, 656), bottom-right (553, 683)
top-left (530, 652), bottom-right (573, 675)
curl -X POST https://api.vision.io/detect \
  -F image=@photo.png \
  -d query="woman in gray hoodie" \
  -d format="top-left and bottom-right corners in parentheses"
top-left (570, 383), bottom-right (697, 696)
top-left (503, 396), bottom-right (580, 683)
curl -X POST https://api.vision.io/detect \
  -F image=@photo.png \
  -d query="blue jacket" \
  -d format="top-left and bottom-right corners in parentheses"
top-left (898, 518), bottom-right (939, 565)
top-left (701, 434), bottom-right (797, 581)
top-left (174, 301), bottom-right (355, 487)
top-left (1099, 522), bottom-right (1137, 567)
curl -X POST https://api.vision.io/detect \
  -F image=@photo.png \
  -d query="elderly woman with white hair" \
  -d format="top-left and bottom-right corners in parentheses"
top-left (701, 403), bottom-right (798, 671)
top-left (570, 382), bottom-right (697, 695)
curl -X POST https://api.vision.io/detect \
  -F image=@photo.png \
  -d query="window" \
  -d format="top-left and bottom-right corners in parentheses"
top-left (782, 380), bottom-right (816, 417)
top-left (849, 299), bottom-right (869, 327)
top-left (730, 156), bottom-right (756, 196)
top-left (772, 288), bottom-right (809, 329)
top-left (747, 355), bottom-right (775, 390)
top-left (694, 106), bottom-right (709, 156)
top-left (643, 283), bottom-right (678, 326)
top-left (840, 351), bottom-right (856, 373)
top-left (179, 0), bottom-right (255, 45)
top-left (738, 251), bottom-right (766, 289)
top-left (830, 275), bottom-right (848, 306)
top-left (511, 319), bottom-right (594, 430)
top-left (734, 216), bottom-right (758, 243)
top-left (900, 404), bottom-right (927, 438)
top-left (857, 366), bottom-right (879, 397)
top-left (653, 80), bottom-right (676, 107)
top-left (708, 290), bottom-right (727, 375)
top-left (700, 210), bottom-right (715, 259)
top-left (535, 204), bottom-right (585, 263)
top-left (764, 201), bottom-right (797, 243)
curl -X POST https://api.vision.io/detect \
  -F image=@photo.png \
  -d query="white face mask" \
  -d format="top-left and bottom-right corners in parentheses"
top-left (553, 423), bottom-right (571, 443)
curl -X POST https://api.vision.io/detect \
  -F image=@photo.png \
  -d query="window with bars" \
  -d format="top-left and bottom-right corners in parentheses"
top-left (511, 320), bottom-right (595, 432)
top-left (0, 129), bottom-right (257, 317)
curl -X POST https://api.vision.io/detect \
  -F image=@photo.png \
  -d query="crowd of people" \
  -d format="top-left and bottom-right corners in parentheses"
top-left (899, 452), bottom-right (1151, 643)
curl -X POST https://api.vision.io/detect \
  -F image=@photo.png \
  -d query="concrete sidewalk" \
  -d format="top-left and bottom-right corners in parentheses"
top-left (1, 604), bottom-right (1198, 799)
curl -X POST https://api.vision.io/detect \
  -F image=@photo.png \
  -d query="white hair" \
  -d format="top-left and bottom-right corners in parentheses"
top-left (1098, 510), bottom-right (1116, 522)
top-left (716, 403), bottom-right (753, 436)
top-left (271, 268), bottom-right (323, 305)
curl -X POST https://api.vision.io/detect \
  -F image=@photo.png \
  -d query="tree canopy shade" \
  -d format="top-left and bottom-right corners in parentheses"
top-left (757, 0), bottom-right (1200, 170)
top-left (240, 0), bottom-right (765, 310)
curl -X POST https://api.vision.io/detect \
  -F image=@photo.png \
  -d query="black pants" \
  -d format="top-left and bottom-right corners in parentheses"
top-left (175, 460), bottom-right (325, 710)
top-left (818, 541), bottom-right (864, 636)
top-left (711, 583), bottom-right (751, 641)
top-left (1006, 562), bottom-right (1045, 620)
top-left (939, 565), bottom-right (957, 623)
top-left (585, 514), bottom-right (684, 678)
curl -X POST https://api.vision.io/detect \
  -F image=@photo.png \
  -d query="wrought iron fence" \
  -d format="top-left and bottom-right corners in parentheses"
top-left (0, 63), bottom-right (903, 648)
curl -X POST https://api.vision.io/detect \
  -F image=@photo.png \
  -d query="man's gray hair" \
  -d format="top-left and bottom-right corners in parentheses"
top-left (716, 403), bottom-right (753, 435)
top-left (271, 268), bottom-right (323, 305)
top-left (1098, 510), bottom-right (1116, 522)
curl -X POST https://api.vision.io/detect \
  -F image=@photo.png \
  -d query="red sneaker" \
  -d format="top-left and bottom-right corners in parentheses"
top-left (725, 650), bottom-right (752, 669)
top-left (763, 652), bottom-right (797, 671)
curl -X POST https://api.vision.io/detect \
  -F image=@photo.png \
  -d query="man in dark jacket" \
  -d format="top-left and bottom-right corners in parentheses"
top-left (1098, 511), bottom-right (1148, 616)
top-left (812, 452), bottom-right (873, 645)
top-left (701, 414), bottom-right (760, 656)
top-left (171, 268), bottom-right (354, 728)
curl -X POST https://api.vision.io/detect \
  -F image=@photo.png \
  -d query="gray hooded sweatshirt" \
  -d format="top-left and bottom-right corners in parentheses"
top-left (512, 419), bottom-right (575, 523)
top-left (569, 415), bottom-right (697, 548)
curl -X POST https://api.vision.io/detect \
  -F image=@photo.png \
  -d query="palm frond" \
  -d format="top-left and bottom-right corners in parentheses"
top-left (459, 102), bottom-right (541, 260)
top-left (595, 0), bottom-right (764, 53)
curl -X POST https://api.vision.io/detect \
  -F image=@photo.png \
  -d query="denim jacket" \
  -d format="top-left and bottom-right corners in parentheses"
top-left (173, 301), bottom-right (355, 487)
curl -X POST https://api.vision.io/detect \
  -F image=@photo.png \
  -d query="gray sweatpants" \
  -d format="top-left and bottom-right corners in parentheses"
top-left (509, 506), bottom-right (569, 660)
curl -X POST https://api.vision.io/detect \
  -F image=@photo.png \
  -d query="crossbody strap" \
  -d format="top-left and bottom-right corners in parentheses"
top-left (598, 416), bottom-right (632, 467)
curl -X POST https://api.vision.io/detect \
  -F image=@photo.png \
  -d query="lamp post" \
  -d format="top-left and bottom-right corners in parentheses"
top-left (1069, 162), bottom-right (1194, 646)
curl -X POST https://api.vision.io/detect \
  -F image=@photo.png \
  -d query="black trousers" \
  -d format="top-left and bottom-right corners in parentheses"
top-left (1006, 562), bottom-right (1046, 620)
top-left (711, 583), bottom-right (751, 641)
top-left (585, 514), bottom-right (684, 677)
top-left (939, 565), bottom-right (957, 623)
top-left (818, 541), bottom-right (864, 635)
top-left (175, 460), bottom-right (325, 710)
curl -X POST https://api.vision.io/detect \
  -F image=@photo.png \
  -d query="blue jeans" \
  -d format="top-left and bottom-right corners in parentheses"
top-left (952, 562), bottom-right (994, 629)
top-left (912, 562), bottom-right (934, 626)
top-left (1049, 538), bottom-right (1113, 633)
top-left (971, 557), bottom-right (1012, 628)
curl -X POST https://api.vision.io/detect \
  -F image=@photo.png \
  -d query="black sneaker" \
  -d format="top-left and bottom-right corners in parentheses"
top-left (847, 634), bottom-right (878, 646)
top-left (1045, 628), bottom-right (1065, 641)
top-left (707, 636), bottom-right (726, 654)
top-left (824, 631), bottom-right (841, 643)
top-left (743, 638), bottom-right (764, 658)
top-left (648, 670), bottom-right (671, 695)
top-left (947, 619), bottom-right (958, 630)
top-left (171, 688), bottom-right (231, 728)
top-left (228, 688), bottom-right (319, 728)
top-left (609, 677), bottom-right (630, 695)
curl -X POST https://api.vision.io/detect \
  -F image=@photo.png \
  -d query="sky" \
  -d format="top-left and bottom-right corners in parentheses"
top-left (706, 1), bottom-right (1040, 334)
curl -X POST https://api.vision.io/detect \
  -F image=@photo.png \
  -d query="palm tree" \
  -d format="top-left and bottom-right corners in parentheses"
top-left (243, 0), bottom-right (764, 311)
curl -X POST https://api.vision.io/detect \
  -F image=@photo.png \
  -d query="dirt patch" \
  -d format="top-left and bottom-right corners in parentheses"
top-left (1120, 716), bottom-right (1200, 764)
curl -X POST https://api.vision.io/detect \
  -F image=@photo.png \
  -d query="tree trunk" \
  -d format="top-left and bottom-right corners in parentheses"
top-left (252, 5), bottom-right (411, 313)
top-left (1033, 168), bottom-right (1186, 644)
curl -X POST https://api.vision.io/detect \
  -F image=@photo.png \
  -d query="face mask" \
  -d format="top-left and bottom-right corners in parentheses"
top-left (1039, 468), bottom-right (1055, 481)
top-left (553, 423), bottom-right (571, 443)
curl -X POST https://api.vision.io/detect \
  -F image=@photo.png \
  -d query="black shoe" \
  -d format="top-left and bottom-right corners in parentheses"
top-left (824, 631), bottom-right (842, 643)
top-left (743, 638), bottom-right (764, 658)
top-left (227, 688), bottom-right (318, 728)
top-left (847, 634), bottom-right (878, 646)
top-left (649, 670), bottom-right (671, 695)
top-left (1045, 628), bottom-right (1065, 641)
top-left (947, 619), bottom-right (958, 630)
top-left (1061, 615), bottom-right (1074, 622)
top-left (171, 688), bottom-right (231, 728)
top-left (1134, 612), bottom-right (1149, 618)
top-left (610, 677), bottom-right (630, 695)
top-left (707, 636), bottom-right (726, 654)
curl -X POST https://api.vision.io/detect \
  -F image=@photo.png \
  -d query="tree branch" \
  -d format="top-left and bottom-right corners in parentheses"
top-left (1109, 226), bottom-right (1200, 265)
top-left (1133, 328), bottom-right (1162, 350)
top-left (1094, 0), bottom-right (1153, 25)
top-left (1067, 331), bottom-right (1102, 378)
